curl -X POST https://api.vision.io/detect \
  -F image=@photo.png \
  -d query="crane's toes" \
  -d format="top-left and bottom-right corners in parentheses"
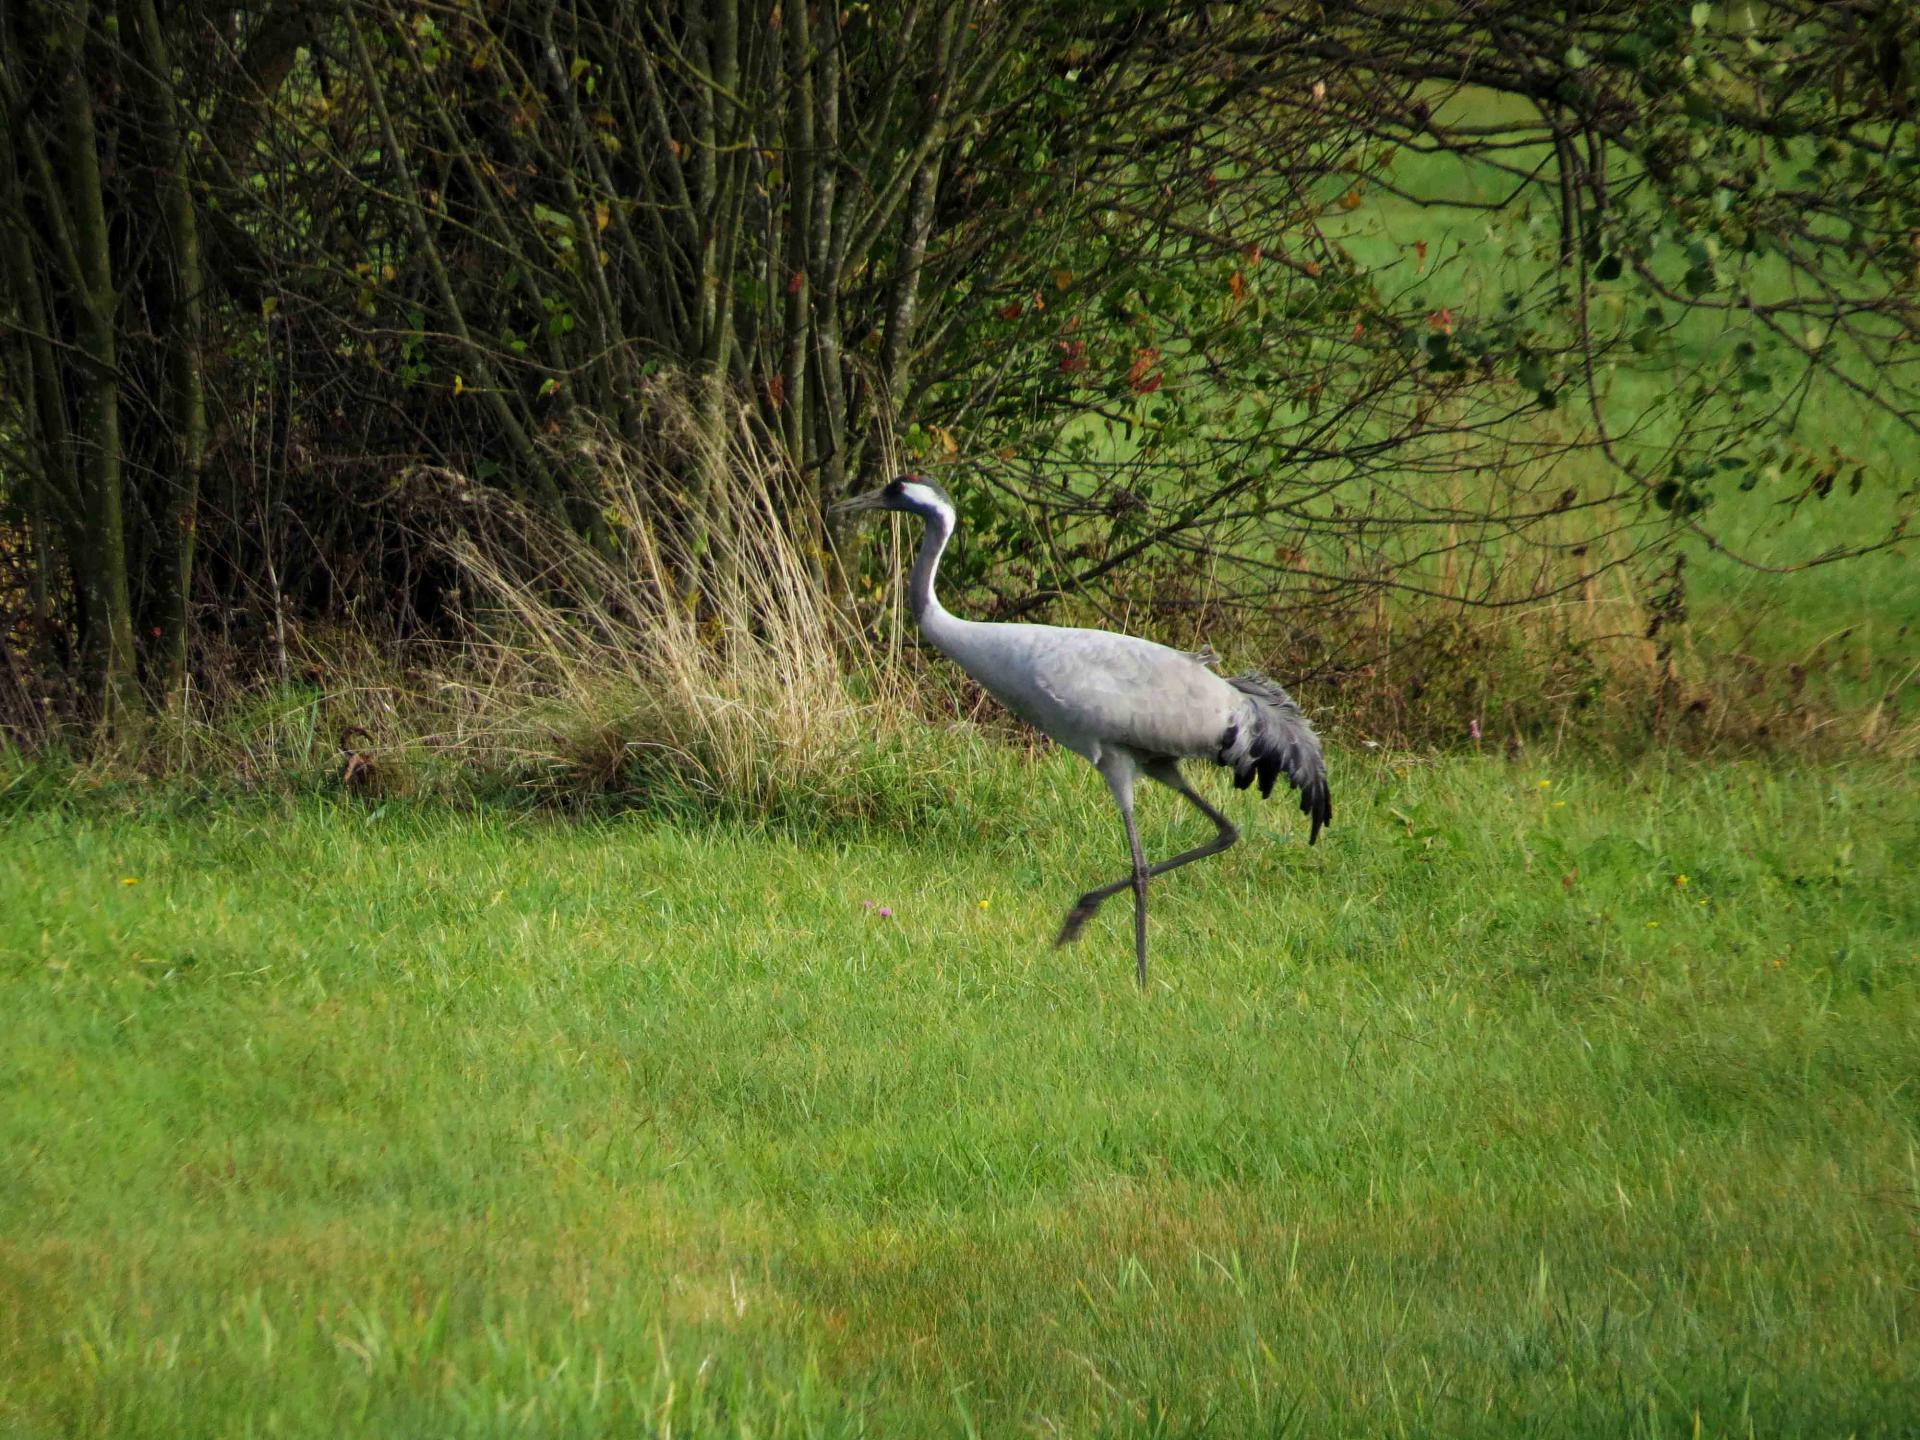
top-left (1055, 895), bottom-right (1103, 946)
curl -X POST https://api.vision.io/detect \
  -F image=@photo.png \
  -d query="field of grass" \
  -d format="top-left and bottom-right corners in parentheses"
top-left (1347, 93), bottom-right (1919, 722)
top-left (4, 744), bottom-right (1916, 1437)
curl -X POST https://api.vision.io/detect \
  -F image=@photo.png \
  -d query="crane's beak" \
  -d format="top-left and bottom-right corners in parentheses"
top-left (829, 487), bottom-right (889, 517)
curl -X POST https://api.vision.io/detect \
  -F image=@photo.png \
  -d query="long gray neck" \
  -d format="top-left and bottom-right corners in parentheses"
top-left (909, 506), bottom-right (965, 650)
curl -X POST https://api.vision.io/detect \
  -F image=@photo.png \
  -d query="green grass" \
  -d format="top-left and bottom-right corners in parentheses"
top-left (1343, 91), bottom-right (1920, 719)
top-left (4, 747), bottom-right (1916, 1437)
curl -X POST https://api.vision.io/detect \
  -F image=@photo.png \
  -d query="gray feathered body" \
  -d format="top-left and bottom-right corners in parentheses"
top-left (927, 616), bottom-right (1332, 843)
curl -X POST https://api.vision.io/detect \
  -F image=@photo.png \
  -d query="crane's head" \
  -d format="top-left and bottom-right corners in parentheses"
top-left (831, 475), bottom-right (956, 527)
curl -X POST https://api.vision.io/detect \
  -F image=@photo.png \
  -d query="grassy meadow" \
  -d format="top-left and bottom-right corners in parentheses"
top-left (4, 744), bottom-right (1917, 1437)
top-left (1283, 85), bottom-right (1909, 747)
top-left (5, 82), bottom-right (1917, 1440)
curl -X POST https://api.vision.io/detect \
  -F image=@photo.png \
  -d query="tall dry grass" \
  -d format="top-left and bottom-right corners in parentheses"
top-left (0, 380), bottom-right (945, 818)
top-left (411, 386), bottom-right (909, 814)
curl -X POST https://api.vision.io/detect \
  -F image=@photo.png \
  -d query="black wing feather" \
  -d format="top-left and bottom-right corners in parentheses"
top-left (1215, 673), bottom-right (1332, 842)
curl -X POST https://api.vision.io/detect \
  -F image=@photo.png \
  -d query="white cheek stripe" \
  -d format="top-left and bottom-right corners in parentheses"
top-left (899, 483), bottom-right (954, 524)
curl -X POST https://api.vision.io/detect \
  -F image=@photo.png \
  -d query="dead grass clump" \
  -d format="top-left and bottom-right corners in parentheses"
top-left (411, 384), bottom-right (890, 816)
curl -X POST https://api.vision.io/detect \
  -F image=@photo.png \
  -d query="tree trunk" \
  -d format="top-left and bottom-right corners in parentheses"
top-left (132, 0), bottom-right (206, 712)
top-left (55, 6), bottom-right (142, 735)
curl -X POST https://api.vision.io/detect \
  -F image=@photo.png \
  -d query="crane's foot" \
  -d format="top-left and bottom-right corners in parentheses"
top-left (1055, 893), bottom-right (1105, 946)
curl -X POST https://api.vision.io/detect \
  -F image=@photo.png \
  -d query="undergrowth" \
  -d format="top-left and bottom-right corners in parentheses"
top-left (3, 378), bottom-right (1911, 816)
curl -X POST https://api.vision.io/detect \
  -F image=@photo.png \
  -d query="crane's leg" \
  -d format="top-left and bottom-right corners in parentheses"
top-left (1141, 758), bottom-right (1241, 871)
top-left (1056, 753), bottom-right (1152, 985)
top-left (1123, 790), bottom-right (1149, 987)
top-left (1056, 759), bottom-right (1240, 957)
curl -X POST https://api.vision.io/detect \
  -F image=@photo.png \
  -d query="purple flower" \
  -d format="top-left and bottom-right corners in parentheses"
top-left (1468, 718), bottom-right (1482, 740)
top-left (877, 906), bottom-right (893, 919)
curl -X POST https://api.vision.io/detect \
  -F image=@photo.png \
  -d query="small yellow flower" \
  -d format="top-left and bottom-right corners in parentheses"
top-left (1646, 920), bottom-right (1659, 929)
top-left (120, 877), bottom-right (139, 886)
top-left (1537, 779), bottom-right (1553, 788)
top-left (977, 899), bottom-right (991, 910)
top-left (1674, 874), bottom-right (1689, 887)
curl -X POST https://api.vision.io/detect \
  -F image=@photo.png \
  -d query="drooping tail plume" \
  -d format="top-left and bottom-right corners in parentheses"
top-left (1215, 672), bottom-right (1331, 843)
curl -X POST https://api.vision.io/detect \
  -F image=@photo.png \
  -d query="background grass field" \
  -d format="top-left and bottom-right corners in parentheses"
top-left (5, 746), bottom-right (1916, 1437)
top-left (1343, 95), bottom-right (1920, 723)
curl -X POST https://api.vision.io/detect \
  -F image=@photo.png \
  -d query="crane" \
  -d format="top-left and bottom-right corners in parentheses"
top-left (836, 474), bottom-right (1331, 985)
